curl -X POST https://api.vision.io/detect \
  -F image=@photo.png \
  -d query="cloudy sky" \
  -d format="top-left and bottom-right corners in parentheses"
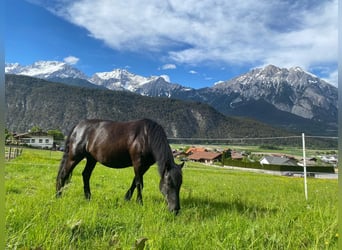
top-left (5, 0), bottom-right (338, 88)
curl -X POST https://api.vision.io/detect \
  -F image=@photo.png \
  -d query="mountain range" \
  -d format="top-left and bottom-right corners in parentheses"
top-left (5, 61), bottom-right (338, 135)
top-left (6, 74), bottom-right (295, 143)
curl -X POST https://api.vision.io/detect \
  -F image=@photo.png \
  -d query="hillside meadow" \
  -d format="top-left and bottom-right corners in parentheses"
top-left (5, 148), bottom-right (338, 249)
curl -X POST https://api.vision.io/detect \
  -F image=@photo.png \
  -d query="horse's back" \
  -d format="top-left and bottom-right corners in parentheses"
top-left (70, 119), bottom-right (155, 168)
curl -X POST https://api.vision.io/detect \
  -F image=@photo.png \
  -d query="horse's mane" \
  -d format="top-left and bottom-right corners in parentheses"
top-left (143, 119), bottom-right (174, 176)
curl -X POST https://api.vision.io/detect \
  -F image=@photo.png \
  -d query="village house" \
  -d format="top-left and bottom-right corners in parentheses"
top-left (298, 157), bottom-right (318, 166)
top-left (14, 131), bottom-right (54, 149)
top-left (231, 150), bottom-right (244, 160)
top-left (188, 151), bottom-right (222, 164)
top-left (260, 155), bottom-right (298, 166)
top-left (185, 147), bottom-right (207, 155)
top-left (320, 155), bottom-right (338, 164)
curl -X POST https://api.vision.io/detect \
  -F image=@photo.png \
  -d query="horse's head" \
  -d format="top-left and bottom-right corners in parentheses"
top-left (159, 162), bottom-right (184, 214)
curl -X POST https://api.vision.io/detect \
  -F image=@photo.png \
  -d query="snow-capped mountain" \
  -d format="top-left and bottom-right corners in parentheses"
top-left (5, 61), bottom-right (186, 95)
top-left (89, 69), bottom-right (153, 91)
top-left (5, 61), bottom-right (338, 135)
top-left (5, 61), bottom-right (88, 80)
top-left (176, 64), bottom-right (337, 134)
top-left (5, 63), bottom-right (23, 74)
top-left (211, 65), bottom-right (337, 120)
top-left (134, 76), bottom-right (190, 97)
top-left (89, 69), bottom-right (189, 97)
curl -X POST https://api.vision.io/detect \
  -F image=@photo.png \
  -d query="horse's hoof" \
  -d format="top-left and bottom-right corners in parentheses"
top-left (56, 191), bottom-right (62, 198)
top-left (172, 209), bottom-right (180, 216)
top-left (124, 191), bottom-right (132, 201)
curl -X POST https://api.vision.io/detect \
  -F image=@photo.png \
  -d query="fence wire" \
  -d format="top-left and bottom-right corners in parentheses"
top-left (168, 135), bottom-right (337, 148)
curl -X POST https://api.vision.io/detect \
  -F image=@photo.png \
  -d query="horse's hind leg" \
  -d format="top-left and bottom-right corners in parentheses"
top-left (82, 157), bottom-right (96, 200)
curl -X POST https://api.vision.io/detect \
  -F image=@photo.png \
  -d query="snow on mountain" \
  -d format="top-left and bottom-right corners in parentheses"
top-left (5, 63), bottom-right (23, 74)
top-left (5, 61), bottom-right (88, 80)
top-left (89, 69), bottom-right (153, 91)
top-left (216, 65), bottom-right (320, 88)
top-left (134, 76), bottom-right (187, 97)
top-left (5, 61), bottom-right (174, 93)
top-left (88, 68), bottom-right (192, 97)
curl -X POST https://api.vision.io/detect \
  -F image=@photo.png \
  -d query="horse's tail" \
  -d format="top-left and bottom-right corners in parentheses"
top-left (56, 126), bottom-right (74, 197)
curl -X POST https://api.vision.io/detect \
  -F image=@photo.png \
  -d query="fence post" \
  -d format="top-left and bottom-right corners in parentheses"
top-left (302, 133), bottom-right (308, 200)
top-left (5, 147), bottom-right (22, 160)
top-left (9, 147), bottom-right (12, 160)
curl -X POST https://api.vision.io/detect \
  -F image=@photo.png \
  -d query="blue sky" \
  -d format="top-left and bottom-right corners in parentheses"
top-left (5, 0), bottom-right (338, 88)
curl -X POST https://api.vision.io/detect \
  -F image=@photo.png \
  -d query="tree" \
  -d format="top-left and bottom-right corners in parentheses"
top-left (30, 126), bottom-right (42, 133)
top-left (47, 129), bottom-right (65, 141)
top-left (5, 128), bottom-right (14, 144)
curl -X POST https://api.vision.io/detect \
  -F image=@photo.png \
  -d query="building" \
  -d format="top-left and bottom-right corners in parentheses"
top-left (298, 157), bottom-right (317, 166)
top-left (14, 131), bottom-right (54, 149)
top-left (320, 155), bottom-right (338, 164)
top-left (231, 151), bottom-right (244, 160)
top-left (185, 147), bottom-right (206, 155)
top-left (188, 151), bottom-right (222, 164)
top-left (260, 155), bottom-right (298, 166)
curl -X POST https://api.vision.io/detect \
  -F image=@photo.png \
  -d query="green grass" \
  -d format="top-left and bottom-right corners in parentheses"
top-left (5, 148), bottom-right (338, 249)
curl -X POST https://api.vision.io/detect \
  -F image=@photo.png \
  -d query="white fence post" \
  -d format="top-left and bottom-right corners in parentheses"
top-left (302, 133), bottom-right (308, 200)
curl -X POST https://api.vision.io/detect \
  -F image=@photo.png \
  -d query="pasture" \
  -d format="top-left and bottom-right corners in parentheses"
top-left (5, 148), bottom-right (338, 249)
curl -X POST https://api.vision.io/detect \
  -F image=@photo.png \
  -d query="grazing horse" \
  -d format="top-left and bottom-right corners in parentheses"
top-left (56, 119), bottom-right (183, 213)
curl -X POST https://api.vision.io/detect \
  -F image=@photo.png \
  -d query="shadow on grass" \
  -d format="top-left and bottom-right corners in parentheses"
top-left (181, 196), bottom-right (278, 219)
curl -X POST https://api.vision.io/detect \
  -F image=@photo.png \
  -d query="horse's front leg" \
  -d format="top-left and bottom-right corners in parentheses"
top-left (135, 175), bottom-right (144, 205)
top-left (128, 159), bottom-right (149, 204)
top-left (124, 176), bottom-right (143, 204)
top-left (82, 157), bottom-right (96, 200)
top-left (125, 177), bottom-right (136, 201)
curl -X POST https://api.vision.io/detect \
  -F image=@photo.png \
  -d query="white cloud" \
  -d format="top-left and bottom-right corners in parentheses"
top-left (44, 0), bottom-right (337, 77)
top-left (63, 56), bottom-right (79, 65)
top-left (189, 70), bottom-right (197, 74)
top-left (160, 74), bottom-right (170, 82)
top-left (160, 64), bottom-right (177, 70)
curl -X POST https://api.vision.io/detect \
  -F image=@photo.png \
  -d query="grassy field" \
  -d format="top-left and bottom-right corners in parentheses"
top-left (5, 148), bottom-right (338, 249)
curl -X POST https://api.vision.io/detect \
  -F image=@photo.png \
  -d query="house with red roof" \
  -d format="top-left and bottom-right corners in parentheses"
top-left (188, 151), bottom-right (222, 164)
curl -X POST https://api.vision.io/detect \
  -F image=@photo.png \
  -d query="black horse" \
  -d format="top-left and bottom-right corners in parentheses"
top-left (56, 119), bottom-right (183, 213)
